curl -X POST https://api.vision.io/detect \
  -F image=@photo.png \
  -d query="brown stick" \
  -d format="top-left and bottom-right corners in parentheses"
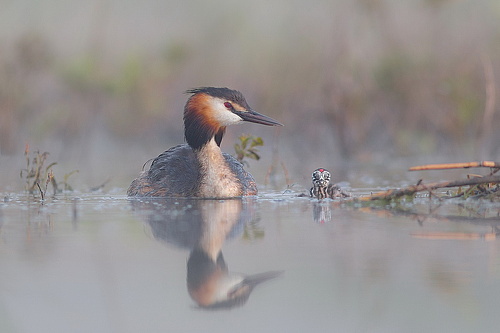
top-left (355, 175), bottom-right (500, 202)
top-left (409, 161), bottom-right (500, 171)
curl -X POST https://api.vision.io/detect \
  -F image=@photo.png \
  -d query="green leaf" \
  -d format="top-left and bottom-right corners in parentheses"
top-left (250, 137), bottom-right (263, 148)
top-left (234, 135), bottom-right (264, 165)
top-left (246, 150), bottom-right (260, 160)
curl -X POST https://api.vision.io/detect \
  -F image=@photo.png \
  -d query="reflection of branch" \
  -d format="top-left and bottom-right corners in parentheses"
top-left (359, 205), bottom-right (500, 225)
top-left (411, 232), bottom-right (497, 241)
top-left (403, 211), bottom-right (499, 226)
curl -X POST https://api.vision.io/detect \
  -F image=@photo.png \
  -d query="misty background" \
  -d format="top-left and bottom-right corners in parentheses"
top-left (1, 0), bottom-right (499, 192)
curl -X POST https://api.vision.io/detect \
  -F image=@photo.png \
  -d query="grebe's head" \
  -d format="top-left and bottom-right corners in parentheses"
top-left (184, 87), bottom-right (282, 150)
top-left (312, 168), bottom-right (331, 187)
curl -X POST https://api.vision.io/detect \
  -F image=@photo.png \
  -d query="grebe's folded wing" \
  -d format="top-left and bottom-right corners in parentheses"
top-left (222, 153), bottom-right (257, 196)
top-left (145, 144), bottom-right (201, 197)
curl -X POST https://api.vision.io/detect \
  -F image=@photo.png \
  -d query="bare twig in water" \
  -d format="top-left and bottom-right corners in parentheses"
top-left (409, 161), bottom-right (500, 171)
top-left (62, 170), bottom-right (79, 191)
top-left (90, 178), bottom-right (110, 192)
top-left (36, 182), bottom-right (44, 201)
top-left (45, 170), bottom-right (54, 195)
top-left (354, 175), bottom-right (500, 202)
top-left (280, 161), bottom-right (291, 186)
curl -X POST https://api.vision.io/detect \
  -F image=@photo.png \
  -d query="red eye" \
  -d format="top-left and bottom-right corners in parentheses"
top-left (224, 102), bottom-right (232, 109)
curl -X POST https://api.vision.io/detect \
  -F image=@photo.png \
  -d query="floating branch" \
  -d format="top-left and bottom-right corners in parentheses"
top-left (355, 175), bottom-right (500, 202)
top-left (409, 161), bottom-right (500, 171)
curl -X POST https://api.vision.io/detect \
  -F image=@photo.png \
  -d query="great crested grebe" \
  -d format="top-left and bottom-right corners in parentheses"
top-left (310, 168), bottom-right (350, 199)
top-left (128, 87), bottom-right (282, 198)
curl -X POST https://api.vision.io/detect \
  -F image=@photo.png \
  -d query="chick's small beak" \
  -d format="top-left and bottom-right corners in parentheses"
top-left (235, 110), bottom-right (283, 126)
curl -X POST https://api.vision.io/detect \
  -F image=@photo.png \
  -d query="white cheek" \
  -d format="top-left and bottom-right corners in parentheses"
top-left (212, 102), bottom-right (243, 125)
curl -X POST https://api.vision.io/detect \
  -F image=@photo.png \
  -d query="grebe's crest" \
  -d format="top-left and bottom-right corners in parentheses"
top-left (186, 87), bottom-right (251, 111)
top-left (312, 168), bottom-right (331, 187)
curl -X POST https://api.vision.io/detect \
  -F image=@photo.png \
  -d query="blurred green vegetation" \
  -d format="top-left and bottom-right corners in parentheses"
top-left (0, 0), bottom-right (499, 165)
top-left (234, 135), bottom-right (264, 166)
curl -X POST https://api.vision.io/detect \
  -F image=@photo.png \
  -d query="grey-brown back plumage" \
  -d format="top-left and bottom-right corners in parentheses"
top-left (127, 144), bottom-right (257, 197)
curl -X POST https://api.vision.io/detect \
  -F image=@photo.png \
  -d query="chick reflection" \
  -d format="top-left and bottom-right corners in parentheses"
top-left (313, 201), bottom-right (332, 224)
top-left (132, 198), bottom-right (282, 310)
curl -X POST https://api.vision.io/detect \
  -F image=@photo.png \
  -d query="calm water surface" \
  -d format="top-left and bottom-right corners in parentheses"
top-left (1, 190), bottom-right (500, 333)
